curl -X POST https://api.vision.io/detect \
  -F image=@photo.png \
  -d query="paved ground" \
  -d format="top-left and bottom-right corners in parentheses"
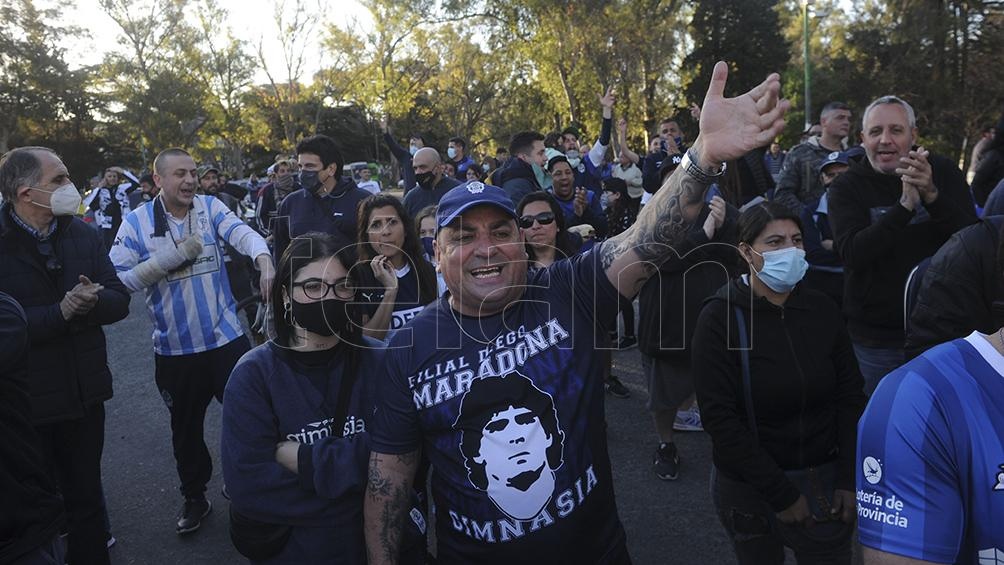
top-left (99, 295), bottom-right (751, 564)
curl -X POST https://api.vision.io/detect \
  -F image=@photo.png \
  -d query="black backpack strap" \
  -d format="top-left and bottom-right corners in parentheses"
top-left (733, 305), bottom-right (759, 445)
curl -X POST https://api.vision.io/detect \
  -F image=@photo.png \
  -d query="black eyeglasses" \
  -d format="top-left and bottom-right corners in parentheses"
top-left (518, 212), bottom-right (556, 229)
top-left (36, 240), bottom-right (62, 275)
top-left (292, 277), bottom-right (354, 300)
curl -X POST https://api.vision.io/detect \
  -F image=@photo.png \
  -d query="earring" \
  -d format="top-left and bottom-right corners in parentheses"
top-left (283, 301), bottom-right (292, 325)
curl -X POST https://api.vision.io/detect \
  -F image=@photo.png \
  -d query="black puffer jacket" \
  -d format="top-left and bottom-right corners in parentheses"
top-left (0, 292), bottom-right (65, 564)
top-left (692, 277), bottom-right (866, 512)
top-left (0, 205), bottom-right (130, 424)
top-left (498, 158), bottom-right (541, 206)
top-left (906, 216), bottom-right (1004, 359)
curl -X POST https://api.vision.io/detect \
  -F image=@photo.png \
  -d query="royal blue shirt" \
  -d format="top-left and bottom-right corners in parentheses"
top-left (857, 332), bottom-right (1004, 564)
top-left (371, 246), bottom-right (626, 563)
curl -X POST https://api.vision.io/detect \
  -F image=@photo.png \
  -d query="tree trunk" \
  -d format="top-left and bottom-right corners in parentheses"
top-left (557, 61), bottom-right (579, 124)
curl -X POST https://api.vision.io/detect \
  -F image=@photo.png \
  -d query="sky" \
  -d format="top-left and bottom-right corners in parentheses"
top-left (57, 0), bottom-right (372, 83)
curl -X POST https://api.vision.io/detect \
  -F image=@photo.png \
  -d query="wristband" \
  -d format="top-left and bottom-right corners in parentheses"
top-left (682, 149), bottom-right (726, 184)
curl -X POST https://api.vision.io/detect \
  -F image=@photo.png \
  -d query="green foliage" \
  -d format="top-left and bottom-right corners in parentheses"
top-left (5, 0), bottom-right (1003, 181)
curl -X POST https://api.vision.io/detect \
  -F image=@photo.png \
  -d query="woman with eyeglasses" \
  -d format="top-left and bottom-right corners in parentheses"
top-left (356, 194), bottom-right (439, 341)
top-left (221, 232), bottom-right (383, 564)
top-left (516, 192), bottom-right (581, 269)
top-left (691, 202), bottom-right (866, 564)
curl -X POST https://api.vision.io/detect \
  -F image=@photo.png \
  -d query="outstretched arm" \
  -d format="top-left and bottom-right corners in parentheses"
top-left (364, 450), bottom-right (420, 565)
top-left (600, 61), bottom-right (789, 298)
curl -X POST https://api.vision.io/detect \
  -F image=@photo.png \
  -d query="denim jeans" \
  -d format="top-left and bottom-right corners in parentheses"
top-left (851, 344), bottom-right (905, 396)
top-left (710, 466), bottom-right (852, 565)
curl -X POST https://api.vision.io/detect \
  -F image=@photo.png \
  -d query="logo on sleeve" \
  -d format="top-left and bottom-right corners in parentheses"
top-left (863, 456), bottom-right (882, 485)
top-left (993, 464), bottom-right (1004, 491)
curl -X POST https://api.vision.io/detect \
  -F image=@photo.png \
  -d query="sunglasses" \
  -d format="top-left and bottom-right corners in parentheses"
top-left (518, 212), bottom-right (556, 229)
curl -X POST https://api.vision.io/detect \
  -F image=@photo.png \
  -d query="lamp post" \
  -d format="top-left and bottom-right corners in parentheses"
top-left (803, 0), bottom-right (814, 131)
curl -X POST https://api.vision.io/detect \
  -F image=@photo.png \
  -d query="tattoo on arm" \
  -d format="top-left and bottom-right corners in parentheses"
top-left (365, 450), bottom-right (420, 565)
top-left (600, 166), bottom-right (708, 271)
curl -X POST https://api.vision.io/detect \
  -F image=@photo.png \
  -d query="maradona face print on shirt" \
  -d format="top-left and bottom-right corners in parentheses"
top-left (455, 372), bottom-right (565, 521)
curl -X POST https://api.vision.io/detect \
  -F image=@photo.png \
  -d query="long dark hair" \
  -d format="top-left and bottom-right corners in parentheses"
top-left (356, 194), bottom-right (437, 306)
top-left (516, 191), bottom-right (580, 261)
top-left (271, 232), bottom-right (363, 351)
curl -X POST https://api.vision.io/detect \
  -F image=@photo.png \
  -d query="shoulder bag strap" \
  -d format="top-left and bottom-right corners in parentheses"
top-left (733, 305), bottom-right (759, 446)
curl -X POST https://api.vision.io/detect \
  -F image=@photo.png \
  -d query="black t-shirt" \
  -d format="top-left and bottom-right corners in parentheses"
top-left (371, 246), bottom-right (627, 563)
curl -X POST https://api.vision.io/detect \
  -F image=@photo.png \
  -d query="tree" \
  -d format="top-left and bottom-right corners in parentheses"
top-left (98, 0), bottom-right (207, 164)
top-left (187, 0), bottom-right (260, 174)
top-left (0, 0), bottom-right (92, 153)
top-left (682, 0), bottom-right (791, 111)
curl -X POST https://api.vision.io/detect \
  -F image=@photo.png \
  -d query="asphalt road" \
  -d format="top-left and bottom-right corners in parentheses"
top-left (100, 294), bottom-right (739, 564)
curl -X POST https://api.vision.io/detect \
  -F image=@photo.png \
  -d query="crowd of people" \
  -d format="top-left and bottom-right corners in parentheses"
top-left (1, 59), bottom-right (1003, 565)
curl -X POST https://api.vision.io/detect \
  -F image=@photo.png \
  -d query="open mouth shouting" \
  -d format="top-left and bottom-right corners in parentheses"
top-left (470, 265), bottom-right (503, 280)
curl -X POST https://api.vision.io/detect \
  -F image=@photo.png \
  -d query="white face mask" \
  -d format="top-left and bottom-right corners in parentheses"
top-left (32, 183), bottom-right (82, 216)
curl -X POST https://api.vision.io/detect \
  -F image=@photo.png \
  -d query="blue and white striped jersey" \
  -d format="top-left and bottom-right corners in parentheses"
top-left (857, 332), bottom-right (1004, 564)
top-left (110, 195), bottom-right (270, 356)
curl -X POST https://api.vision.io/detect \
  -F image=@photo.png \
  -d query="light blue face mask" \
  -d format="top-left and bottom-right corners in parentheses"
top-left (566, 150), bottom-right (581, 169)
top-left (447, 147), bottom-right (457, 160)
top-left (751, 246), bottom-right (808, 293)
top-left (409, 144), bottom-right (419, 156)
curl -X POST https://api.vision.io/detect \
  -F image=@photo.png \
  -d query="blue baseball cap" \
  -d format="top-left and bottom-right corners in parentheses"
top-left (817, 151), bottom-right (849, 173)
top-left (436, 181), bottom-right (518, 229)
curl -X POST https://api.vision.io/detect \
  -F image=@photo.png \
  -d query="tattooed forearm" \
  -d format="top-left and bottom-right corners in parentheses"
top-left (365, 450), bottom-right (420, 565)
top-left (600, 164), bottom-right (709, 270)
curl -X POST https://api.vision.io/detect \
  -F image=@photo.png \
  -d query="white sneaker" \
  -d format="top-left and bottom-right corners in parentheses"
top-left (673, 408), bottom-right (703, 432)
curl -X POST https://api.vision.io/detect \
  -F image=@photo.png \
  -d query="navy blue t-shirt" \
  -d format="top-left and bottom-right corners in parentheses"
top-left (357, 263), bottom-right (432, 332)
top-left (371, 246), bottom-right (626, 563)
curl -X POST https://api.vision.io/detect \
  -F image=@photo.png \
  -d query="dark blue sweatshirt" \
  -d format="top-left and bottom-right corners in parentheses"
top-left (221, 338), bottom-right (384, 563)
top-left (273, 179), bottom-right (370, 258)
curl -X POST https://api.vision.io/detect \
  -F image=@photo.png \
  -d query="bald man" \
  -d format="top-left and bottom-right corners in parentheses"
top-left (402, 147), bottom-right (461, 219)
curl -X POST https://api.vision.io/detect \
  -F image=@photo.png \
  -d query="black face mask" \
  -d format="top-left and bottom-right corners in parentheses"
top-left (298, 170), bottom-right (323, 194)
top-left (290, 297), bottom-right (350, 337)
top-left (415, 171), bottom-right (435, 189)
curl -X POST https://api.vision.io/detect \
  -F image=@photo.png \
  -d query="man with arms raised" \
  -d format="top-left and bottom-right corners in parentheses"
top-left (364, 61), bottom-right (789, 563)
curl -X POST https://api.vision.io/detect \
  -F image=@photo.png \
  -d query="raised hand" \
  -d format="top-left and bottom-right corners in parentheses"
top-left (695, 61), bottom-right (789, 166)
top-left (573, 188), bottom-right (588, 217)
top-left (896, 147), bottom-right (938, 204)
top-left (702, 195), bottom-right (726, 239)
top-left (599, 86), bottom-right (616, 110)
top-left (371, 255), bottom-right (399, 292)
